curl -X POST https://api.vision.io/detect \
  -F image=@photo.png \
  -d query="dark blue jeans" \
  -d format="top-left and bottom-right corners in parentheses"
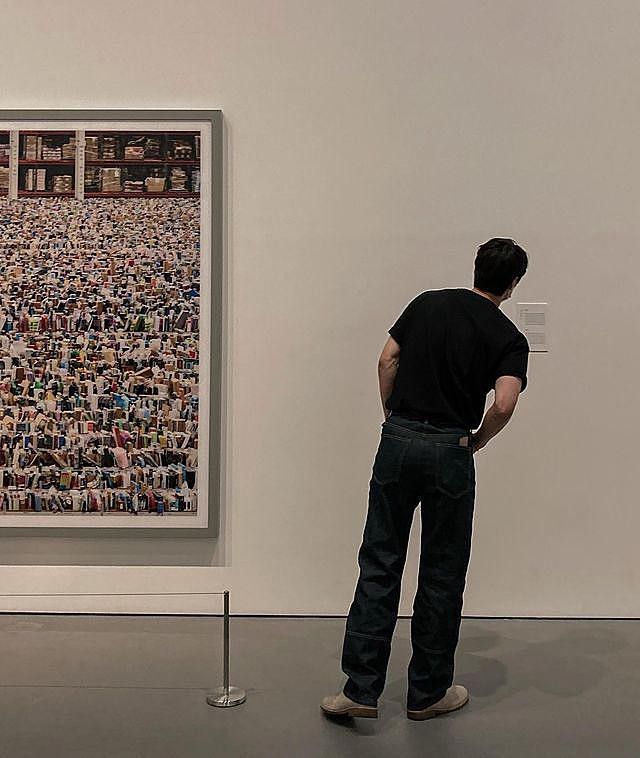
top-left (341, 414), bottom-right (476, 711)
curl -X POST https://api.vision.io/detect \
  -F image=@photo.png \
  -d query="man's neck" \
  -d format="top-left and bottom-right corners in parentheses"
top-left (471, 287), bottom-right (502, 307)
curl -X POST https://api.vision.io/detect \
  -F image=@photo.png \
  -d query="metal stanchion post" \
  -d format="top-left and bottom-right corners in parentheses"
top-left (207, 590), bottom-right (246, 708)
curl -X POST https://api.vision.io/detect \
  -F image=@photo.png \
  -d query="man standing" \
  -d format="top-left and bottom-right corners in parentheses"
top-left (322, 238), bottom-right (529, 721)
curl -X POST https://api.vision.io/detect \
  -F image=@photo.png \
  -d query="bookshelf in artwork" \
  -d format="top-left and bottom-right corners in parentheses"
top-left (18, 131), bottom-right (76, 196)
top-left (84, 131), bottom-right (200, 197)
top-left (1, 130), bottom-right (201, 200)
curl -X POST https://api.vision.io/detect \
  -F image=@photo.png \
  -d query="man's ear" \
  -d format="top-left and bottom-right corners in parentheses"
top-left (503, 276), bottom-right (520, 300)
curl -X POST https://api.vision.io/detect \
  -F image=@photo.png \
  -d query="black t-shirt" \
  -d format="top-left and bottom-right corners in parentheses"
top-left (386, 288), bottom-right (529, 430)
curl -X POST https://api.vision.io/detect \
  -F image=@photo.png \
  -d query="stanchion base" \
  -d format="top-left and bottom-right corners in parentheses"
top-left (207, 687), bottom-right (247, 708)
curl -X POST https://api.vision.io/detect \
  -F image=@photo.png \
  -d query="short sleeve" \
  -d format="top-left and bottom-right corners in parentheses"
top-left (493, 333), bottom-right (530, 392)
top-left (389, 295), bottom-right (422, 346)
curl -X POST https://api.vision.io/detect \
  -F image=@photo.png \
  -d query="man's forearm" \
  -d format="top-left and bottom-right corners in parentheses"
top-left (378, 359), bottom-right (399, 418)
top-left (472, 404), bottom-right (513, 451)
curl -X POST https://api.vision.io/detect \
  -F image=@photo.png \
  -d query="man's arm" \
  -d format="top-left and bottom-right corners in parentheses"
top-left (471, 375), bottom-right (522, 453)
top-left (378, 336), bottom-right (401, 419)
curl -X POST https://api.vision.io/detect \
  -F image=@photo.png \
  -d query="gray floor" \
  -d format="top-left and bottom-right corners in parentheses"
top-left (0, 615), bottom-right (637, 758)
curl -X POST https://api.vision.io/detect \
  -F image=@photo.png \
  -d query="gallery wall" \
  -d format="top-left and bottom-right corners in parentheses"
top-left (1, 0), bottom-right (638, 616)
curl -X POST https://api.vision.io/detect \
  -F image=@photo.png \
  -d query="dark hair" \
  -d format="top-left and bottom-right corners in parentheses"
top-left (473, 238), bottom-right (528, 296)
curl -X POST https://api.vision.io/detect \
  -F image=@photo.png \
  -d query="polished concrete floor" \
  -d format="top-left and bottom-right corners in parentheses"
top-left (0, 614), bottom-right (637, 758)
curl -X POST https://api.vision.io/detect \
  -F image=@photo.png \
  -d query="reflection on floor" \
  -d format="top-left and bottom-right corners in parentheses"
top-left (0, 615), bottom-right (636, 758)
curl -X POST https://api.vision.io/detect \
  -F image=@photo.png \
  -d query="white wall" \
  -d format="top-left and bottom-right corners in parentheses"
top-left (1, 0), bottom-right (638, 616)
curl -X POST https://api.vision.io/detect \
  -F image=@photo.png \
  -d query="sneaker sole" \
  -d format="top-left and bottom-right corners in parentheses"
top-left (321, 705), bottom-right (379, 719)
top-left (406, 694), bottom-right (469, 721)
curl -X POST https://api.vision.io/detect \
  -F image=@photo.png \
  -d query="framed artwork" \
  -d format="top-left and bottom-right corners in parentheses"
top-left (0, 110), bottom-right (222, 529)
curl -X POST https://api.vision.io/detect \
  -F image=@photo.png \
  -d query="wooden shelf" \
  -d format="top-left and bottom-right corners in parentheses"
top-left (85, 159), bottom-right (198, 166)
top-left (87, 159), bottom-right (163, 165)
top-left (0, 159), bottom-right (9, 167)
top-left (18, 191), bottom-right (75, 197)
top-left (84, 191), bottom-right (199, 198)
top-left (20, 160), bottom-right (76, 166)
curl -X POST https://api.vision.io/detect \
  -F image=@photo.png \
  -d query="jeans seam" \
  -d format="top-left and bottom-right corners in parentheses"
top-left (346, 629), bottom-right (391, 643)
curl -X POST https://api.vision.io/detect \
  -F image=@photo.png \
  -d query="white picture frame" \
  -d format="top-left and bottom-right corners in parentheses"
top-left (0, 110), bottom-right (222, 531)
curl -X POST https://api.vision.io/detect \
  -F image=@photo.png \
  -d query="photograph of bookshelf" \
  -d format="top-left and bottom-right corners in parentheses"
top-left (0, 113), bottom-right (216, 529)
top-left (84, 131), bottom-right (200, 198)
top-left (0, 131), bottom-right (9, 196)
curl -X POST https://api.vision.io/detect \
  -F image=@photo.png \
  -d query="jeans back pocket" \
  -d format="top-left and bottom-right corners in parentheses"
top-left (372, 434), bottom-right (412, 485)
top-left (435, 443), bottom-right (474, 499)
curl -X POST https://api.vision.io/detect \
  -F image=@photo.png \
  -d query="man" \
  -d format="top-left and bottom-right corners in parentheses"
top-left (322, 238), bottom-right (529, 721)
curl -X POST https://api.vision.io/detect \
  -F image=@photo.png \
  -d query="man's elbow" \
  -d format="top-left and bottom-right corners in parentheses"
top-left (494, 401), bottom-right (516, 418)
top-left (493, 377), bottom-right (522, 417)
top-left (378, 355), bottom-right (399, 372)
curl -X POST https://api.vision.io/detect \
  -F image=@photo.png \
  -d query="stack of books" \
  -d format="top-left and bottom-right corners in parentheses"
top-left (52, 175), bottom-right (73, 193)
top-left (123, 179), bottom-right (144, 192)
top-left (169, 167), bottom-right (187, 191)
top-left (84, 167), bottom-right (100, 191)
top-left (24, 135), bottom-right (38, 160)
top-left (85, 137), bottom-right (99, 160)
top-left (101, 168), bottom-right (122, 192)
top-left (42, 144), bottom-right (62, 161)
top-left (24, 168), bottom-right (47, 191)
top-left (62, 138), bottom-right (76, 160)
top-left (101, 137), bottom-right (118, 159)
top-left (145, 136), bottom-right (161, 158)
top-left (170, 139), bottom-right (193, 159)
top-left (124, 142), bottom-right (145, 160)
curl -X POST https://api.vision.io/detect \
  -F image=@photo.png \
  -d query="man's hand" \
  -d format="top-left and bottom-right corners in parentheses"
top-left (470, 375), bottom-right (522, 454)
top-left (469, 431), bottom-right (489, 455)
top-left (470, 433), bottom-right (485, 454)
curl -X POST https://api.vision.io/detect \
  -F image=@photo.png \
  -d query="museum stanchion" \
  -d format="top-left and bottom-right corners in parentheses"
top-left (0, 589), bottom-right (246, 709)
top-left (206, 591), bottom-right (247, 708)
